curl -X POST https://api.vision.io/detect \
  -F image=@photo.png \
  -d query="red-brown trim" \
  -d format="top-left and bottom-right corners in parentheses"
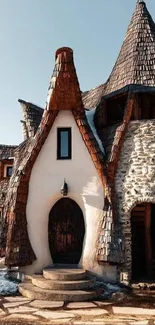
top-left (4, 110), bottom-right (58, 266)
top-left (107, 93), bottom-right (135, 183)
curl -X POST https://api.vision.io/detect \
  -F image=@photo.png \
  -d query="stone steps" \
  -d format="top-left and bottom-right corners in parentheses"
top-left (43, 268), bottom-right (86, 281)
top-left (19, 268), bottom-right (97, 302)
top-left (31, 275), bottom-right (94, 290)
top-left (19, 282), bottom-right (97, 301)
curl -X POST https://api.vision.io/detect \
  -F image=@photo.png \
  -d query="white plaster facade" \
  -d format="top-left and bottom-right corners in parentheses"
top-left (22, 110), bottom-right (108, 278)
top-left (115, 119), bottom-right (155, 284)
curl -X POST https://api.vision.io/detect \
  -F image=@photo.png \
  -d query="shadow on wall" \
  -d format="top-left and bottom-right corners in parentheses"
top-left (82, 176), bottom-right (104, 209)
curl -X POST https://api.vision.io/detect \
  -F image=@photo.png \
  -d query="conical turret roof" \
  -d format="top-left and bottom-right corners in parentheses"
top-left (104, 1), bottom-right (155, 98)
top-left (46, 47), bottom-right (84, 112)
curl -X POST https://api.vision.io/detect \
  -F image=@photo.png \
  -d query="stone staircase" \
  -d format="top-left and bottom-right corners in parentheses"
top-left (19, 268), bottom-right (97, 302)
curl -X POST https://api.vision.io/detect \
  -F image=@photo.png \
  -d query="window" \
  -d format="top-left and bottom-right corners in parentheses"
top-left (57, 128), bottom-right (71, 159)
top-left (6, 166), bottom-right (13, 177)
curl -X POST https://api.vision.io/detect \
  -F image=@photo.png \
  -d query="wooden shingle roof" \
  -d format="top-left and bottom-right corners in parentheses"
top-left (82, 84), bottom-right (105, 109)
top-left (18, 99), bottom-right (44, 138)
top-left (46, 47), bottom-right (84, 112)
top-left (103, 1), bottom-right (155, 98)
top-left (0, 145), bottom-right (17, 160)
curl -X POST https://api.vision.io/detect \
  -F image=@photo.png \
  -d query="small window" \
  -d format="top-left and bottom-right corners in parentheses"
top-left (6, 166), bottom-right (13, 177)
top-left (57, 128), bottom-right (71, 160)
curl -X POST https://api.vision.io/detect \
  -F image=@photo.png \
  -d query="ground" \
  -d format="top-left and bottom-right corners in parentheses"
top-left (0, 263), bottom-right (155, 324)
top-left (0, 292), bottom-right (154, 325)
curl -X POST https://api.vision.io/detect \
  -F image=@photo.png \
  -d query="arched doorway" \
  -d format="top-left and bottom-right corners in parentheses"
top-left (48, 198), bottom-right (85, 264)
top-left (131, 203), bottom-right (155, 281)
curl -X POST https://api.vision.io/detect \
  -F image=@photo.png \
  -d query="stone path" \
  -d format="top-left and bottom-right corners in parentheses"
top-left (0, 296), bottom-right (154, 324)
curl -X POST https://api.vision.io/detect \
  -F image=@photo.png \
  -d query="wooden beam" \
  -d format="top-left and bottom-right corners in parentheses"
top-left (145, 203), bottom-right (152, 278)
top-left (107, 92), bottom-right (135, 183)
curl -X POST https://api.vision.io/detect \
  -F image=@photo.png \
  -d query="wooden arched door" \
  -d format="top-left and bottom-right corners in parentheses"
top-left (48, 198), bottom-right (85, 264)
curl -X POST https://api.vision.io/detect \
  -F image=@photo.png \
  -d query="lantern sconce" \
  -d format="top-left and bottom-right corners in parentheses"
top-left (61, 179), bottom-right (68, 196)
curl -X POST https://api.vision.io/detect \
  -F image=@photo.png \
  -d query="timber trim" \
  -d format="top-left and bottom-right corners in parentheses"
top-left (107, 93), bottom-right (136, 183)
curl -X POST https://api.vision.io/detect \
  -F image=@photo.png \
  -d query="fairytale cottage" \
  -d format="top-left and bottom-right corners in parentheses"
top-left (0, 0), bottom-right (155, 287)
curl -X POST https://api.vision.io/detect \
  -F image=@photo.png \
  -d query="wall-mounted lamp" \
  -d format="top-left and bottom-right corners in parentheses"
top-left (61, 179), bottom-right (68, 196)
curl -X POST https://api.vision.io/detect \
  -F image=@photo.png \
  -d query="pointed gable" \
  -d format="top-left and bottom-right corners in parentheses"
top-left (104, 1), bottom-right (155, 97)
top-left (2, 47), bottom-right (108, 267)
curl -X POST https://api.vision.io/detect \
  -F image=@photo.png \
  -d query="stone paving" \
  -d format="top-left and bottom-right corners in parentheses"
top-left (0, 296), bottom-right (154, 324)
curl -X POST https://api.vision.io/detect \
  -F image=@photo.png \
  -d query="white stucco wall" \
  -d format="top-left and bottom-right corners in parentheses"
top-left (22, 110), bottom-right (106, 277)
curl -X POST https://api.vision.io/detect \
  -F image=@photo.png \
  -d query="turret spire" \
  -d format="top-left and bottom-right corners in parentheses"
top-left (46, 47), bottom-right (84, 113)
top-left (104, 0), bottom-right (155, 98)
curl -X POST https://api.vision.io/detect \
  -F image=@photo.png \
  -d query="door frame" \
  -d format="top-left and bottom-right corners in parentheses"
top-left (131, 202), bottom-right (153, 280)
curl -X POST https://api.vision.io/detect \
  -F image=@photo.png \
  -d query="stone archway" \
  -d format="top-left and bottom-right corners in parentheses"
top-left (48, 198), bottom-right (85, 264)
top-left (131, 202), bottom-right (155, 281)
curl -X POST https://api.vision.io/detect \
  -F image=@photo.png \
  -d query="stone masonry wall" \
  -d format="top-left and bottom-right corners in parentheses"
top-left (115, 119), bottom-right (155, 284)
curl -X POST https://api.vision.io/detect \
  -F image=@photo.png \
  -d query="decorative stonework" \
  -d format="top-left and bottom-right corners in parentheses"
top-left (96, 94), bottom-right (136, 265)
top-left (115, 119), bottom-right (155, 283)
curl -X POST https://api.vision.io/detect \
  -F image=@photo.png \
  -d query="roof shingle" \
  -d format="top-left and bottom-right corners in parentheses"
top-left (18, 99), bottom-right (44, 138)
top-left (82, 84), bottom-right (105, 109)
top-left (0, 145), bottom-right (17, 160)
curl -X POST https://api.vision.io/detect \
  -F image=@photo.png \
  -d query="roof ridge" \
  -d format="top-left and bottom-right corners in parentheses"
top-left (18, 99), bottom-right (43, 111)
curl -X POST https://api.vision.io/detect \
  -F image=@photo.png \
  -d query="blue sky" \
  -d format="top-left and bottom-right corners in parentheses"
top-left (0, 0), bottom-right (154, 144)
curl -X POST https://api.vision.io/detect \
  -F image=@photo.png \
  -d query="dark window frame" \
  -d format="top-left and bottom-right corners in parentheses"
top-left (6, 166), bottom-right (13, 177)
top-left (57, 127), bottom-right (72, 160)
